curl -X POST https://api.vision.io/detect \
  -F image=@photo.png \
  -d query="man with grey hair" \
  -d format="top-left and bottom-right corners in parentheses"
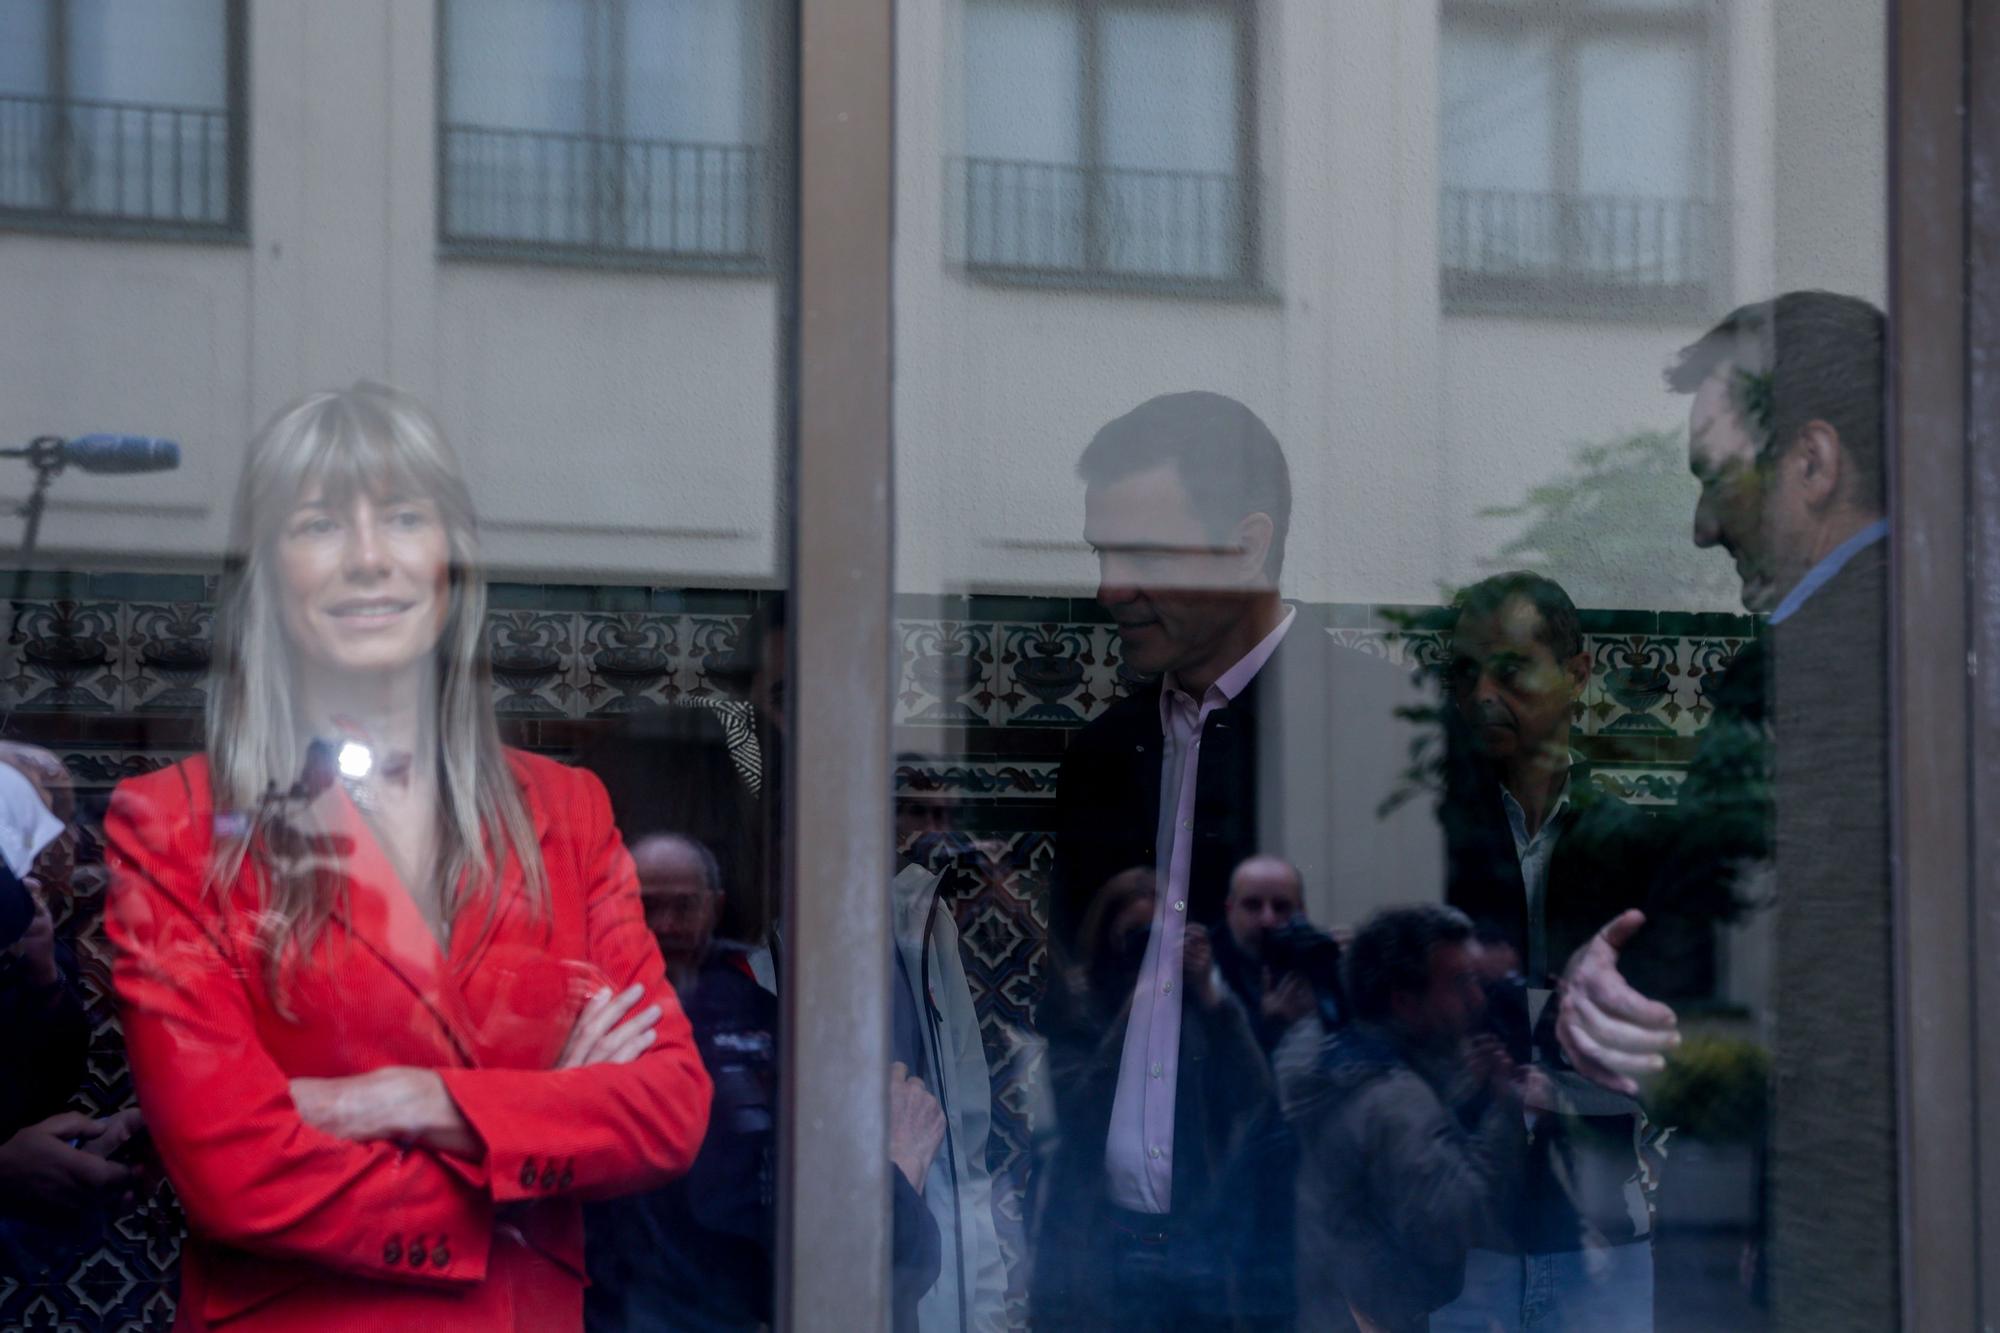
top-left (1555, 291), bottom-right (1893, 1332)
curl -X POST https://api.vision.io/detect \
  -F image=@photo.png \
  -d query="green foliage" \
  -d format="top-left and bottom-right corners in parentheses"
top-left (1475, 429), bottom-right (1739, 608)
top-left (1649, 1034), bottom-right (1771, 1143)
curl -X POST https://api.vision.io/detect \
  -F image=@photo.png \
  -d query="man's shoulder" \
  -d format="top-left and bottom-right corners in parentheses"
top-left (1065, 682), bottom-right (1162, 757)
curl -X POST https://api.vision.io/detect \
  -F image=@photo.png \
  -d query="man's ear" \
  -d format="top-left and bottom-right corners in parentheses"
top-left (1234, 512), bottom-right (1275, 582)
top-left (1563, 650), bottom-right (1591, 699)
top-left (1791, 420), bottom-right (1846, 512)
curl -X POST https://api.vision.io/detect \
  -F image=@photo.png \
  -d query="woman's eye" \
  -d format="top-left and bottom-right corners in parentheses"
top-left (291, 515), bottom-right (337, 537)
top-left (388, 507), bottom-right (434, 529)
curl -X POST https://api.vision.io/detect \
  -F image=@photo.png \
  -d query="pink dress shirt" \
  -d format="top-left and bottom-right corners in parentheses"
top-left (1104, 608), bottom-right (1296, 1213)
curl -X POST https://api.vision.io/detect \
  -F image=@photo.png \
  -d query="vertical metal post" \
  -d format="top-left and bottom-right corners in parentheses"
top-left (1887, 0), bottom-right (1982, 1328)
top-left (778, 0), bottom-right (894, 1326)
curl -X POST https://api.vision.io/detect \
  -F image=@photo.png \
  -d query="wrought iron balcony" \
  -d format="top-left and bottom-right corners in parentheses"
top-left (958, 156), bottom-right (1253, 290)
top-left (1441, 187), bottom-right (1714, 314)
top-left (0, 93), bottom-right (238, 233)
top-left (441, 124), bottom-right (769, 268)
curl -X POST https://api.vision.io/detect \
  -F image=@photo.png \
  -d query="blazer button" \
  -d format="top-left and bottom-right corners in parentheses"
top-left (540, 1165), bottom-right (558, 1190)
top-left (407, 1240), bottom-right (427, 1268)
top-left (519, 1161), bottom-right (538, 1189)
top-left (558, 1166), bottom-right (574, 1190)
top-left (382, 1238), bottom-right (402, 1265)
top-left (431, 1244), bottom-right (451, 1270)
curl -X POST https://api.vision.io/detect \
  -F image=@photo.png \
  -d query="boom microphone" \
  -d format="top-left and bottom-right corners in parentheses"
top-left (58, 435), bottom-right (181, 474)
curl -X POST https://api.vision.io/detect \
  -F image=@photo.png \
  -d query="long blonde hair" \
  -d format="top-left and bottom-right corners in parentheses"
top-left (207, 383), bottom-right (546, 997)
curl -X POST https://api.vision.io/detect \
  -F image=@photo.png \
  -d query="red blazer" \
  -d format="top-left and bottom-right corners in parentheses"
top-left (105, 750), bottom-right (713, 1331)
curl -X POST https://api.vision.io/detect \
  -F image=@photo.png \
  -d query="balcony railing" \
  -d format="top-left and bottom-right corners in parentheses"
top-left (0, 93), bottom-right (238, 232)
top-left (959, 156), bottom-right (1251, 288)
top-left (441, 124), bottom-right (768, 267)
top-left (1441, 187), bottom-right (1714, 313)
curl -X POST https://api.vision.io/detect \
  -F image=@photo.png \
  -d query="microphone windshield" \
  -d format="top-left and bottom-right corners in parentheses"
top-left (62, 435), bottom-right (182, 474)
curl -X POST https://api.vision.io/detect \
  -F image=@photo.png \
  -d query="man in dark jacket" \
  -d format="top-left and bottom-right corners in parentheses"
top-left (1435, 573), bottom-right (1679, 1332)
top-left (1556, 292), bottom-right (1895, 1332)
top-left (1035, 392), bottom-right (1439, 1331)
top-left (1279, 905), bottom-right (1531, 1333)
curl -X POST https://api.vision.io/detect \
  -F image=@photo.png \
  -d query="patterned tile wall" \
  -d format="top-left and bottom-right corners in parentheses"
top-left (0, 576), bottom-right (1754, 1331)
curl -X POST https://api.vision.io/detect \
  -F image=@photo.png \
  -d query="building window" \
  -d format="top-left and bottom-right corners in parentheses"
top-left (0, 0), bottom-right (244, 238)
top-left (1439, 0), bottom-right (1715, 316)
top-left (957, 0), bottom-right (1260, 293)
top-left (439, 0), bottom-right (776, 270)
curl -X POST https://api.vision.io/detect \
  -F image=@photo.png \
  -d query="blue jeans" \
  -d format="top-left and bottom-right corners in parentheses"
top-left (1431, 1243), bottom-right (1654, 1333)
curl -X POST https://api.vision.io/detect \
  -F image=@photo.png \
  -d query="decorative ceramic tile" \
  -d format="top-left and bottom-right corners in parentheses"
top-left (486, 610), bottom-right (580, 717)
top-left (894, 758), bottom-right (1059, 801)
top-left (675, 614), bottom-right (751, 704)
top-left (1587, 631), bottom-right (1679, 737)
top-left (991, 623), bottom-right (1095, 727)
top-left (124, 603), bottom-right (215, 713)
top-left (0, 600), bottom-right (124, 712)
top-left (896, 620), bottom-right (998, 725)
top-left (577, 612), bottom-right (682, 715)
top-left (1587, 765), bottom-right (1687, 808)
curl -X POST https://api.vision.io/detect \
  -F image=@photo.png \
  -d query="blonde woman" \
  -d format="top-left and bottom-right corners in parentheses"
top-left (105, 384), bottom-right (711, 1331)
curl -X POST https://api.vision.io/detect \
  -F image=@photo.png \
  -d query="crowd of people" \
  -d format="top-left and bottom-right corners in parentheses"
top-left (0, 288), bottom-right (1893, 1331)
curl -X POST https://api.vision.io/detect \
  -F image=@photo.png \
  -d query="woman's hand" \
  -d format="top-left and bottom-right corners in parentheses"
top-left (291, 1068), bottom-right (483, 1160)
top-left (554, 983), bottom-right (661, 1070)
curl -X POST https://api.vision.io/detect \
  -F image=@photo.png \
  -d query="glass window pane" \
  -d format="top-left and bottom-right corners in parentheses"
top-left (0, 2), bottom-right (792, 1330)
top-left (66, 0), bottom-right (227, 107)
top-left (899, 0), bottom-right (1901, 1328)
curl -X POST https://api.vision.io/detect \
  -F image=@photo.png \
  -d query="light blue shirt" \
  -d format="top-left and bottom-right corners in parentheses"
top-left (1768, 519), bottom-right (1889, 626)
top-left (1501, 770), bottom-right (1571, 984)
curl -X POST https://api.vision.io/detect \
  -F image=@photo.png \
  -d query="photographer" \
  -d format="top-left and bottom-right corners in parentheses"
top-left (1278, 906), bottom-right (1531, 1333)
top-left (1213, 855), bottom-right (1345, 1055)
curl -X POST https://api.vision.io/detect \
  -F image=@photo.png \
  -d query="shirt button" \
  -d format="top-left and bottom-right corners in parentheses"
top-left (407, 1240), bottom-right (427, 1268)
top-left (432, 1244), bottom-right (451, 1270)
top-left (559, 1166), bottom-right (574, 1190)
top-left (1148, 1146), bottom-right (1163, 1160)
top-left (1174, 900), bottom-right (1185, 913)
top-left (382, 1238), bottom-right (402, 1265)
top-left (1181, 819), bottom-right (1193, 831)
top-left (1150, 1063), bottom-right (1163, 1078)
top-left (519, 1161), bottom-right (538, 1189)
top-left (540, 1165), bottom-right (558, 1190)
top-left (1162, 982), bottom-right (1173, 994)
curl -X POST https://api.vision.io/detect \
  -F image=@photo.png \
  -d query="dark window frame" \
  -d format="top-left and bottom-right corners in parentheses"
top-left (0, 0), bottom-right (249, 243)
top-left (956, 0), bottom-right (1268, 300)
top-left (1438, 0), bottom-right (1720, 319)
top-left (434, 0), bottom-right (782, 276)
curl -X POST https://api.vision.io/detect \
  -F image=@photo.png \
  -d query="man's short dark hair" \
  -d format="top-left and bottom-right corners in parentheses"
top-left (1077, 391), bottom-right (1293, 578)
top-left (1343, 904), bottom-right (1475, 1025)
top-left (1451, 570), bottom-right (1584, 662)
top-left (1666, 290), bottom-right (1886, 510)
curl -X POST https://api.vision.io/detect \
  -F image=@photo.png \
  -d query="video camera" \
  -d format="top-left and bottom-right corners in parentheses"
top-left (1262, 916), bottom-right (1347, 1029)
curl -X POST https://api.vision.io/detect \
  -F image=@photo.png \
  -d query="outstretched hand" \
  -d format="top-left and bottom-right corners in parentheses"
top-left (1555, 909), bottom-right (1680, 1096)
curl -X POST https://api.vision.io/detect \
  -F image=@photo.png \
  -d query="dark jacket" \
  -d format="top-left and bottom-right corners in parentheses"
top-left (1440, 740), bottom-right (1705, 1004)
top-left (585, 943), bottom-right (779, 1333)
top-left (1764, 543), bottom-right (1894, 1333)
top-left (1049, 608), bottom-right (1443, 958)
top-left (1278, 1022), bottom-right (1527, 1333)
top-left (1030, 969), bottom-right (1281, 1328)
top-left (584, 942), bottom-right (941, 1333)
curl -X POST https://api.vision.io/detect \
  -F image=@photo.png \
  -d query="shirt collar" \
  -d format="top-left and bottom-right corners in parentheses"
top-left (1499, 759), bottom-right (1575, 845)
top-left (1768, 518), bottom-right (1889, 626)
top-left (1161, 606), bottom-right (1297, 718)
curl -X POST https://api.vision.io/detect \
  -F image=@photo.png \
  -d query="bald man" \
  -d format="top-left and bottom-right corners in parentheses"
top-left (1212, 855), bottom-right (1317, 1055)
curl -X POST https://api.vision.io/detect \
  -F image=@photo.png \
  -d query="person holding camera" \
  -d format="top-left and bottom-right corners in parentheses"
top-left (1278, 905), bottom-right (1533, 1333)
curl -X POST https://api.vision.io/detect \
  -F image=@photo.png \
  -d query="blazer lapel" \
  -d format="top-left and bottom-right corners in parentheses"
top-left (320, 783), bottom-right (482, 1066)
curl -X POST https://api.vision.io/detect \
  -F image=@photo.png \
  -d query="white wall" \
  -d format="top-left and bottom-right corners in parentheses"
top-left (0, 0), bottom-right (1884, 611)
top-left (0, 0), bottom-right (783, 585)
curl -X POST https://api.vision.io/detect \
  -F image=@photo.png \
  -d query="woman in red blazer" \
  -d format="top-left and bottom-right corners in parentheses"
top-left (105, 384), bottom-right (712, 1331)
